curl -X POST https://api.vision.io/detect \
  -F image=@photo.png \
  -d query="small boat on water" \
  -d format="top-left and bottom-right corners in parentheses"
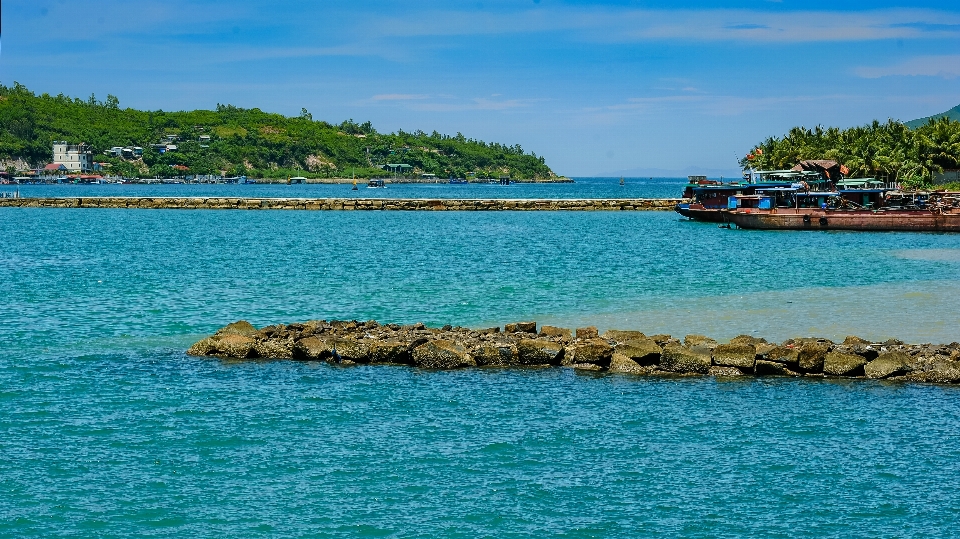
top-left (367, 178), bottom-right (386, 188)
top-left (724, 191), bottom-right (960, 232)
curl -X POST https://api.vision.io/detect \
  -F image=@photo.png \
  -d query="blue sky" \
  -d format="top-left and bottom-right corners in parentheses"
top-left (3, 1), bottom-right (959, 176)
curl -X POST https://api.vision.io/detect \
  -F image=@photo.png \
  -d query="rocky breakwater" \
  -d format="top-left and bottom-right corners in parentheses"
top-left (0, 197), bottom-right (681, 211)
top-left (188, 320), bottom-right (960, 384)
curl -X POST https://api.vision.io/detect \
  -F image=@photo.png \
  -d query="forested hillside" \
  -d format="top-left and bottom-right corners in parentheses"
top-left (740, 118), bottom-right (960, 187)
top-left (0, 83), bottom-right (555, 179)
top-left (905, 104), bottom-right (960, 129)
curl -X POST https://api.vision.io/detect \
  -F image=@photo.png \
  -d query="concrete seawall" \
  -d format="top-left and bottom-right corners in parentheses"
top-left (0, 197), bottom-right (682, 211)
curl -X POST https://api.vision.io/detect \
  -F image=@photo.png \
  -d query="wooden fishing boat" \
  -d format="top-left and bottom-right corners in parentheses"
top-left (675, 169), bottom-right (831, 223)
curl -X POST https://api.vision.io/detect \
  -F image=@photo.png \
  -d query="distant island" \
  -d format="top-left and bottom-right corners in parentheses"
top-left (740, 110), bottom-right (960, 188)
top-left (0, 83), bottom-right (558, 181)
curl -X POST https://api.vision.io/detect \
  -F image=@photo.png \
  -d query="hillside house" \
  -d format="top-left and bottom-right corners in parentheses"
top-left (52, 142), bottom-right (93, 172)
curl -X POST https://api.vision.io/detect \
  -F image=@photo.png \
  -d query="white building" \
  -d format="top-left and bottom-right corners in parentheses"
top-left (52, 141), bottom-right (94, 172)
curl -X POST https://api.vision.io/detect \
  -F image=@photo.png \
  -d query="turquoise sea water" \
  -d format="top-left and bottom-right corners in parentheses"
top-left (4, 178), bottom-right (960, 537)
top-left (8, 176), bottom-right (683, 200)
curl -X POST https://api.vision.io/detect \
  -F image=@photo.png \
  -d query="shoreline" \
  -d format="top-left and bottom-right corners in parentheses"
top-left (0, 196), bottom-right (683, 211)
top-left (188, 319), bottom-right (960, 384)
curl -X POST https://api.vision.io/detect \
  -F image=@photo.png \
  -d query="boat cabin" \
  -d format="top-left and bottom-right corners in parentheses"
top-left (732, 188), bottom-right (841, 210)
top-left (837, 179), bottom-right (887, 209)
top-left (727, 194), bottom-right (775, 210)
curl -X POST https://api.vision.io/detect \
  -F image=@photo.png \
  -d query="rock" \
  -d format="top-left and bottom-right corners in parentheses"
top-left (539, 325), bottom-right (572, 341)
top-left (571, 363), bottom-right (603, 371)
top-left (368, 340), bottom-right (411, 364)
top-left (729, 335), bottom-right (767, 346)
top-left (756, 342), bottom-right (777, 358)
top-left (328, 338), bottom-right (370, 363)
top-left (575, 326), bottom-right (599, 340)
top-left (505, 321), bottom-right (537, 334)
top-left (563, 339), bottom-right (613, 367)
top-left (865, 351), bottom-right (915, 379)
top-left (797, 342), bottom-right (831, 372)
top-left (822, 351), bottom-right (867, 376)
top-left (843, 344), bottom-right (879, 361)
top-left (331, 320), bottom-right (359, 331)
top-left (608, 352), bottom-right (649, 374)
top-left (916, 359), bottom-right (960, 384)
top-left (614, 337), bottom-right (662, 366)
top-left (476, 327), bottom-right (500, 335)
top-left (843, 335), bottom-right (872, 345)
top-left (709, 366), bottom-right (745, 377)
top-left (516, 339), bottom-right (565, 365)
top-left (295, 336), bottom-right (369, 362)
top-left (503, 322), bottom-right (537, 333)
top-left (215, 320), bottom-right (259, 338)
top-left (754, 360), bottom-right (801, 377)
top-left (785, 337), bottom-right (834, 347)
top-left (411, 340), bottom-right (476, 369)
top-left (254, 338), bottom-right (294, 359)
top-left (186, 337), bottom-right (218, 356)
top-left (474, 343), bottom-right (519, 367)
top-left (712, 343), bottom-right (757, 369)
top-left (764, 346), bottom-right (799, 365)
top-left (650, 334), bottom-right (674, 346)
top-left (660, 344), bottom-right (712, 374)
top-left (187, 334), bottom-right (257, 359)
top-left (296, 336), bottom-right (334, 360)
top-left (684, 334), bottom-right (717, 348)
top-left (602, 330), bottom-right (646, 342)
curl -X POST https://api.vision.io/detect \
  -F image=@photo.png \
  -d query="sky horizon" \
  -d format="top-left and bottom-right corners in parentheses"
top-left (2, 1), bottom-right (959, 177)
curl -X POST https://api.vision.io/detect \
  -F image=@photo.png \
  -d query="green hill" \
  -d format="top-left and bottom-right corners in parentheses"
top-left (0, 82), bottom-right (556, 180)
top-left (905, 104), bottom-right (960, 129)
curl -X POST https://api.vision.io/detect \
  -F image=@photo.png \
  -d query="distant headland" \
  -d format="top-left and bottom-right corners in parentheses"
top-left (0, 83), bottom-right (560, 182)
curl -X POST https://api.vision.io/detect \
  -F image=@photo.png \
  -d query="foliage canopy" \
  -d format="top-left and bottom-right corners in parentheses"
top-left (0, 83), bottom-right (555, 180)
top-left (740, 118), bottom-right (960, 188)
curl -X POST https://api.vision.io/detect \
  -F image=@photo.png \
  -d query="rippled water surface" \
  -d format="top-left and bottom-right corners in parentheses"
top-left (3, 178), bottom-right (960, 537)
top-left (10, 176), bottom-right (684, 200)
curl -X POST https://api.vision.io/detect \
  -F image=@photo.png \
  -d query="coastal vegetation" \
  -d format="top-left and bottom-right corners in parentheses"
top-left (0, 82), bottom-right (555, 180)
top-left (740, 116), bottom-right (960, 189)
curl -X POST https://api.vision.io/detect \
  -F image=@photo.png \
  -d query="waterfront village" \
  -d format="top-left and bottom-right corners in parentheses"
top-left (0, 139), bottom-right (525, 186)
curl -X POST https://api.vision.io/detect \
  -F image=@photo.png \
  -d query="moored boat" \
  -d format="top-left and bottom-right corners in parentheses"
top-left (725, 192), bottom-right (960, 232)
top-left (675, 169), bottom-right (833, 222)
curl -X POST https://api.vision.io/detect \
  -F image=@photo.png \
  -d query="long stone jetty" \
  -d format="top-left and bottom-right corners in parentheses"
top-left (188, 319), bottom-right (960, 384)
top-left (0, 197), bottom-right (682, 211)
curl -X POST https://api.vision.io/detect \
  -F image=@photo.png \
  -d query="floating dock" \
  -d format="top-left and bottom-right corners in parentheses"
top-left (0, 197), bottom-right (683, 211)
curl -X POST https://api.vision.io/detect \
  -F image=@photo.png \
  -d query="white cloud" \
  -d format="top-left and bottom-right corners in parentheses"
top-left (370, 7), bottom-right (960, 43)
top-left (372, 94), bottom-right (431, 101)
top-left (856, 55), bottom-right (960, 79)
top-left (408, 97), bottom-right (533, 112)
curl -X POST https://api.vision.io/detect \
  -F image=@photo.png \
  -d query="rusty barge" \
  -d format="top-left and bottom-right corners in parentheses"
top-left (725, 192), bottom-right (960, 232)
